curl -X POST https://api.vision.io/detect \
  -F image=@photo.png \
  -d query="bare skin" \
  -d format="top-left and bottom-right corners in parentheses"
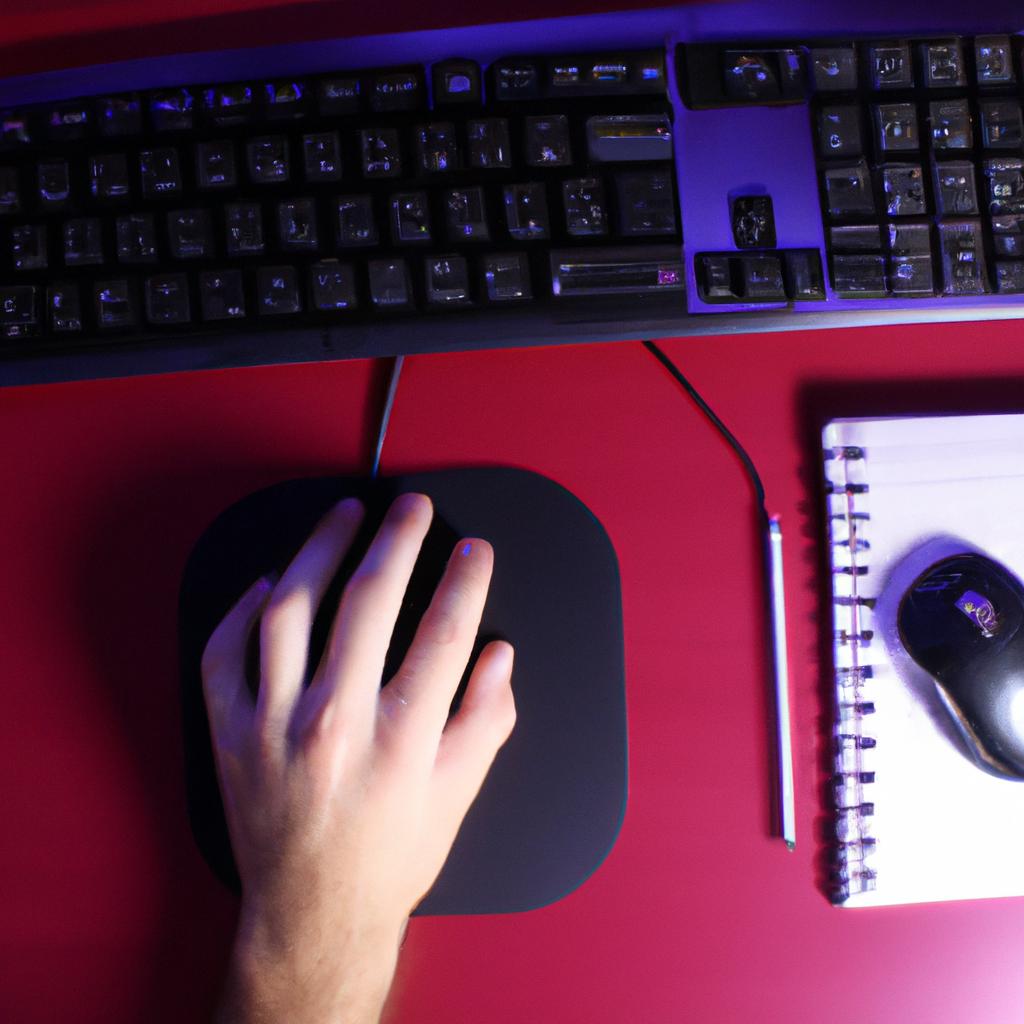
top-left (201, 492), bottom-right (516, 1023)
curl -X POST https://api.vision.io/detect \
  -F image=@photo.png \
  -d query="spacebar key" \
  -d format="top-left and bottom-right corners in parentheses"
top-left (550, 246), bottom-right (685, 296)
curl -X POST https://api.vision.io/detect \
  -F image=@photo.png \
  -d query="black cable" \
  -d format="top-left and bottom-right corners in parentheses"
top-left (642, 340), bottom-right (769, 527)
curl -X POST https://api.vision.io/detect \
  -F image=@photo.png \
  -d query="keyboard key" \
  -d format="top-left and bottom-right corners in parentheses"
top-left (433, 59), bottom-right (481, 105)
top-left (318, 77), bottom-right (362, 116)
top-left (868, 41), bottom-right (913, 90)
top-left (145, 273), bottom-right (191, 324)
top-left (196, 140), bottom-right (237, 189)
top-left (391, 192), bottom-right (431, 243)
top-left (830, 224), bottom-right (882, 252)
top-left (933, 160), bottom-right (978, 216)
top-left (482, 252), bottom-right (531, 302)
top-left (823, 161), bottom-right (874, 218)
top-left (467, 119), bottom-right (511, 169)
top-left (368, 258), bottom-right (413, 308)
top-left (887, 222), bottom-right (934, 296)
top-left (740, 254), bottom-right (786, 300)
top-left (930, 99), bottom-right (972, 150)
top-left (562, 177), bottom-right (608, 236)
top-left (832, 254), bottom-right (887, 297)
top-left (502, 183), bottom-right (549, 241)
top-left (995, 261), bottom-right (1024, 293)
top-left (721, 50), bottom-right (781, 101)
top-left (524, 115), bottom-right (572, 166)
top-left (150, 88), bottom-right (194, 132)
top-left (992, 215), bottom-right (1024, 257)
top-left (277, 198), bottom-right (319, 251)
top-left (116, 213), bottom-right (158, 263)
top-left (938, 220), bottom-right (989, 294)
top-left (90, 153), bottom-right (131, 199)
top-left (550, 246), bottom-right (684, 296)
top-left (425, 255), bottom-right (472, 306)
top-left (336, 195), bottom-right (378, 247)
top-left (168, 209), bottom-right (213, 259)
top-left (248, 136), bottom-right (290, 183)
top-left (698, 253), bottom-right (737, 300)
top-left (204, 83), bottom-right (256, 126)
top-left (0, 285), bottom-right (38, 338)
top-left (810, 47), bottom-right (858, 91)
top-left (257, 265), bottom-right (302, 314)
top-left (416, 123), bottom-right (459, 174)
top-left (98, 94), bottom-right (142, 135)
top-left (0, 167), bottom-right (20, 214)
top-left (64, 218), bottom-right (104, 265)
top-left (140, 148), bottom-right (183, 198)
top-left (310, 260), bottom-right (357, 310)
top-left (225, 202), bottom-right (265, 255)
top-left (10, 224), bottom-right (47, 270)
top-left (783, 249), bottom-right (825, 299)
top-left (47, 283), bottom-right (82, 332)
top-left (980, 100), bottom-right (1023, 149)
top-left (880, 164), bottom-right (926, 216)
top-left (265, 80), bottom-right (308, 120)
top-left (94, 278), bottom-right (139, 329)
top-left (615, 170), bottom-right (677, 236)
top-left (0, 111), bottom-right (32, 149)
top-left (46, 104), bottom-right (89, 142)
top-left (37, 160), bottom-right (71, 206)
top-left (975, 36), bottom-right (1015, 86)
top-left (361, 129), bottom-right (402, 178)
top-left (984, 158), bottom-right (1024, 214)
top-left (874, 103), bottom-right (918, 152)
top-left (921, 40), bottom-right (966, 89)
top-left (492, 58), bottom-right (542, 101)
top-left (445, 187), bottom-right (490, 242)
top-left (303, 132), bottom-right (342, 182)
top-left (731, 194), bottom-right (774, 248)
top-left (199, 269), bottom-right (246, 320)
top-left (585, 114), bottom-right (673, 162)
top-left (817, 106), bottom-right (862, 159)
top-left (368, 68), bottom-right (424, 113)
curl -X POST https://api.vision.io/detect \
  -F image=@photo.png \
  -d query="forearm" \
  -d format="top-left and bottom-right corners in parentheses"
top-left (215, 926), bottom-right (401, 1024)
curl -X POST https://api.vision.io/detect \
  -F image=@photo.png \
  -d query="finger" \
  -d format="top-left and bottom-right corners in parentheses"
top-left (258, 496), bottom-right (365, 727)
top-left (314, 492), bottom-right (433, 720)
top-left (381, 538), bottom-right (494, 746)
top-left (201, 575), bottom-right (274, 749)
top-left (430, 640), bottom-right (516, 826)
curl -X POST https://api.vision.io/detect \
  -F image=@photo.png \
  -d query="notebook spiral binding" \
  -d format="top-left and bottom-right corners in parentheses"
top-left (824, 443), bottom-right (877, 904)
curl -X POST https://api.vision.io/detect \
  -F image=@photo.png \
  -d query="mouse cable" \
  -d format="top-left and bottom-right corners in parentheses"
top-left (371, 355), bottom-right (405, 479)
top-left (641, 340), bottom-right (768, 526)
top-left (641, 339), bottom-right (794, 851)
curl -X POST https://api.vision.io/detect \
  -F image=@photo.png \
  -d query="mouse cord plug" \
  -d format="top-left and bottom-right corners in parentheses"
top-left (641, 341), bottom-right (769, 526)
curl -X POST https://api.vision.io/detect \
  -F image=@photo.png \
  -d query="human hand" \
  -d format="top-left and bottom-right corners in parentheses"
top-left (200, 492), bottom-right (516, 1024)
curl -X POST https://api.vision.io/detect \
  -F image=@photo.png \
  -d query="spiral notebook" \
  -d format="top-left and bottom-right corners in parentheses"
top-left (823, 412), bottom-right (1024, 908)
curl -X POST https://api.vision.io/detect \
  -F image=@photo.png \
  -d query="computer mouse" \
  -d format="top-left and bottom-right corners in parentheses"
top-left (178, 466), bottom-right (628, 915)
top-left (897, 552), bottom-right (1024, 781)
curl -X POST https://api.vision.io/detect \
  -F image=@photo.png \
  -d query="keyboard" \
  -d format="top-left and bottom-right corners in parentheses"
top-left (2, 5), bottom-right (1023, 386)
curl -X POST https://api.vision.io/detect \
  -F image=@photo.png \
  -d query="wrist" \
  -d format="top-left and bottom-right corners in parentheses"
top-left (217, 912), bottom-right (404, 1024)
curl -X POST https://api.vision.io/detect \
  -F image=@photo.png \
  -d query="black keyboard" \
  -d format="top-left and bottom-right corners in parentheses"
top-left (0, 49), bottom-right (685, 385)
top-left (3, 7), bottom-right (1024, 387)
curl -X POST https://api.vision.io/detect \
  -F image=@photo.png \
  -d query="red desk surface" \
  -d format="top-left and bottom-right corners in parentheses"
top-left (5, 3), bottom-right (1024, 1022)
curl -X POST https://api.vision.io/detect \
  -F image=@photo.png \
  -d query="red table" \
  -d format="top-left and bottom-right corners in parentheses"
top-left (5, 5), bottom-right (1024, 1023)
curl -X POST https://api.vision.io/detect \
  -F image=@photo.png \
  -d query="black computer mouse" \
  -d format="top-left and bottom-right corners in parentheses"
top-left (178, 466), bottom-right (628, 915)
top-left (897, 552), bottom-right (1024, 781)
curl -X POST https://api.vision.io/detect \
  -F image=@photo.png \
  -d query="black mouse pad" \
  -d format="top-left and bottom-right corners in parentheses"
top-left (178, 466), bottom-right (627, 915)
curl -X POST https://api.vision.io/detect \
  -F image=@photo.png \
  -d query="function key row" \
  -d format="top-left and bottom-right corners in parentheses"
top-left (0, 243), bottom-right (686, 337)
top-left (0, 172), bottom-right (678, 271)
top-left (681, 36), bottom-right (1019, 108)
top-left (0, 51), bottom-right (667, 149)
